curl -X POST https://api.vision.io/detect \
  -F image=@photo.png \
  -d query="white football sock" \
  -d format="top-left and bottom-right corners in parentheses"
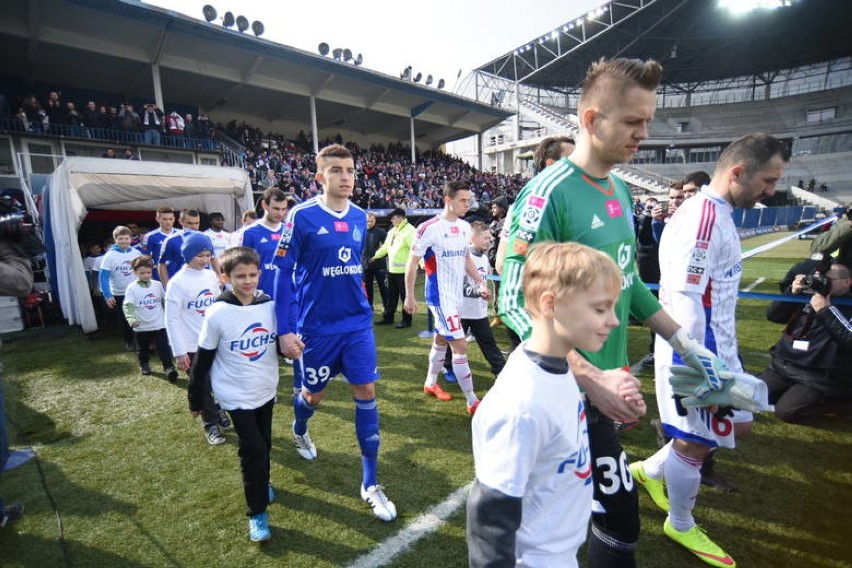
top-left (643, 440), bottom-right (672, 479)
top-left (452, 354), bottom-right (477, 405)
top-left (665, 448), bottom-right (703, 532)
top-left (424, 342), bottom-right (445, 388)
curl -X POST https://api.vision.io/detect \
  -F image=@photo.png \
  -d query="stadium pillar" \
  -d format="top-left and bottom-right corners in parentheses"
top-left (410, 117), bottom-right (416, 163)
top-left (151, 63), bottom-right (164, 111)
top-left (514, 80), bottom-right (521, 143)
top-left (309, 95), bottom-right (319, 154)
top-left (477, 131), bottom-right (483, 171)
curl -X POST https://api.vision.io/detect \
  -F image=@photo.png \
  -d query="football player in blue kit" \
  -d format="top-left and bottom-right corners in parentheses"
top-left (274, 143), bottom-right (396, 522)
top-left (239, 187), bottom-right (294, 297)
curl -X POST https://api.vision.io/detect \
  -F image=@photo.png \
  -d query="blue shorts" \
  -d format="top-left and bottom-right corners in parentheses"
top-left (298, 328), bottom-right (379, 393)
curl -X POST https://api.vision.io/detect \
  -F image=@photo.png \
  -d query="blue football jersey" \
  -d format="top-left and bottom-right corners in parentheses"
top-left (240, 221), bottom-right (284, 297)
top-left (274, 198), bottom-right (371, 336)
top-left (160, 229), bottom-right (188, 278)
top-left (142, 229), bottom-right (174, 280)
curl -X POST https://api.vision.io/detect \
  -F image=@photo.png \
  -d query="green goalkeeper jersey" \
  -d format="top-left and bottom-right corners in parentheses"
top-left (498, 157), bottom-right (662, 370)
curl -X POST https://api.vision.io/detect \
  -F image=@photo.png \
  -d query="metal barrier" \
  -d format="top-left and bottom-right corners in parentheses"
top-left (0, 117), bottom-right (221, 152)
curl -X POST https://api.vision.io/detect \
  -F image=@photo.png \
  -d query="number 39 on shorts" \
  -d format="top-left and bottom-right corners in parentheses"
top-left (303, 365), bottom-right (331, 386)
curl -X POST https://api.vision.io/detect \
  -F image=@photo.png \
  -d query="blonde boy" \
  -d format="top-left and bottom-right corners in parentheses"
top-left (467, 242), bottom-right (621, 568)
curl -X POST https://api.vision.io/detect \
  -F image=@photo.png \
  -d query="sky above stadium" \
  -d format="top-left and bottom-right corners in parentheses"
top-left (143, 0), bottom-right (601, 91)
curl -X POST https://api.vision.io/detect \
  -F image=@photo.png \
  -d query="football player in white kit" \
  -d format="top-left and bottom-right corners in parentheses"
top-left (631, 133), bottom-right (788, 568)
top-left (404, 180), bottom-right (490, 413)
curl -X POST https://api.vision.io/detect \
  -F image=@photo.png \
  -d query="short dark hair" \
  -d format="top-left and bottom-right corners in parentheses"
top-left (262, 187), bottom-right (287, 205)
top-left (181, 209), bottom-right (201, 219)
top-left (715, 133), bottom-right (789, 177)
top-left (131, 255), bottom-right (154, 270)
top-left (443, 180), bottom-right (470, 199)
top-left (684, 171), bottom-right (711, 187)
top-left (209, 212), bottom-right (225, 221)
top-left (219, 246), bottom-right (261, 276)
top-left (534, 136), bottom-right (575, 172)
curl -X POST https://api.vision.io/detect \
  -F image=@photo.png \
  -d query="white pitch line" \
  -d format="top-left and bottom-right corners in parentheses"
top-left (345, 482), bottom-right (473, 568)
top-left (742, 277), bottom-right (766, 292)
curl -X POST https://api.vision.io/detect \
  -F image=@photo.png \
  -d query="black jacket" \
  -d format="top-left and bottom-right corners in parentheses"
top-left (364, 226), bottom-right (387, 270)
top-left (767, 294), bottom-right (852, 392)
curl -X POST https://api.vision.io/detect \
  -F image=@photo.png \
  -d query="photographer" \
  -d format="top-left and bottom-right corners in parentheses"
top-left (0, 199), bottom-right (36, 529)
top-left (759, 259), bottom-right (852, 423)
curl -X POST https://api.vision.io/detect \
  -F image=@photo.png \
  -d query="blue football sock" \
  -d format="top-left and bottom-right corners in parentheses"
top-left (293, 392), bottom-right (315, 436)
top-left (292, 359), bottom-right (303, 392)
top-left (354, 397), bottom-right (379, 489)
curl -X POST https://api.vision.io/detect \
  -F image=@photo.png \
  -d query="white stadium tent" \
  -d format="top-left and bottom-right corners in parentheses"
top-left (44, 157), bottom-right (253, 333)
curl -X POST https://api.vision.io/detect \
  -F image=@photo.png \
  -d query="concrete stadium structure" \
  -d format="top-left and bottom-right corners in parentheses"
top-left (461, 0), bottom-right (852, 205)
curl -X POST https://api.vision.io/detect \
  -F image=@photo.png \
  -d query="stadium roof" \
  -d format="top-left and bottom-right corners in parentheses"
top-left (477, 0), bottom-right (852, 91)
top-left (0, 0), bottom-right (512, 147)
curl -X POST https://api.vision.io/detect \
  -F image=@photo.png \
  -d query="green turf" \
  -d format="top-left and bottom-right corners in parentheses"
top-left (1, 233), bottom-right (850, 567)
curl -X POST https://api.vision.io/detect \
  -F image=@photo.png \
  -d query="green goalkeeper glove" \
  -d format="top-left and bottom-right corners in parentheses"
top-left (669, 366), bottom-right (773, 412)
top-left (667, 328), bottom-right (730, 398)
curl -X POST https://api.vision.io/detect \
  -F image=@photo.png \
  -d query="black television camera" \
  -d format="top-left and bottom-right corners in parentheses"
top-left (0, 196), bottom-right (33, 240)
top-left (801, 255), bottom-right (833, 296)
top-left (0, 196), bottom-right (43, 258)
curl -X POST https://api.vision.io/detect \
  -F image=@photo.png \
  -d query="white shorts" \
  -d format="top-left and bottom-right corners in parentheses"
top-left (429, 304), bottom-right (466, 341)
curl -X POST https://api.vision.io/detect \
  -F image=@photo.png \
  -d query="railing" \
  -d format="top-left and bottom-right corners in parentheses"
top-left (212, 128), bottom-right (247, 169)
top-left (0, 117), bottom-right (222, 152)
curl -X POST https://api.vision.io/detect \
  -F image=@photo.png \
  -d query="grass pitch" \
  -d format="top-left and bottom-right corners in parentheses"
top-left (1, 232), bottom-right (851, 567)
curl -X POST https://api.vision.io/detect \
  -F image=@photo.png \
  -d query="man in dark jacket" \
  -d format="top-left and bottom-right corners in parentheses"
top-left (486, 196), bottom-right (508, 326)
top-left (760, 260), bottom-right (852, 422)
top-left (363, 212), bottom-right (388, 312)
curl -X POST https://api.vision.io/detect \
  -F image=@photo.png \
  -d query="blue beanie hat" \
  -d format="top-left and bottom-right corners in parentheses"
top-left (181, 232), bottom-right (213, 263)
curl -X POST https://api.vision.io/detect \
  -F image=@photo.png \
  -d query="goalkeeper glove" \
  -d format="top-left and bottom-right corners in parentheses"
top-left (667, 328), bottom-right (730, 397)
top-left (669, 366), bottom-right (773, 412)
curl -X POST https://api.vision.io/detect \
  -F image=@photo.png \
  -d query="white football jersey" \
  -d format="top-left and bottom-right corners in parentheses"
top-left (410, 215), bottom-right (471, 310)
top-left (204, 229), bottom-right (230, 258)
top-left (655, 187), bottom-right (742, 447)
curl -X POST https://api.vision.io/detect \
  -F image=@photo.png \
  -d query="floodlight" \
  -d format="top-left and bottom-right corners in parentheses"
top-left (401, 66), bottom-right (412, 80)
top-left (343, 48), bottom-right (352, 61)
top-left (202, 5), bottom-right (217, 22)
top-left (318, 42), bottom-right (330, 56)
top-left (222, 11), bottom-right (235, 28)
top-left (354, 53), bottom-right (363, 65)
top-left (426, 74), bottom-right (433, 86)
top-left (437, 79), bottom-right (445, 89)
top-left (236, 15), bottom-right (249, 32)
top-left (252, 21), bottom-right (264, 36)
top-left (720, 0), bottom-right (789, 14)
top-left (332, 48), bottom-right (343, 60)
top-left (413, 72), bottom-right (422, 82)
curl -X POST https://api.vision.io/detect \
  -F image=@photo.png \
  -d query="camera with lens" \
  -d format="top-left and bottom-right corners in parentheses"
top-left (0, 196), bottom-right (33, 242)
top-left (0, 195), bottom-right (44, 259)
top-left (801, 255), bottom-right (833, 296)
